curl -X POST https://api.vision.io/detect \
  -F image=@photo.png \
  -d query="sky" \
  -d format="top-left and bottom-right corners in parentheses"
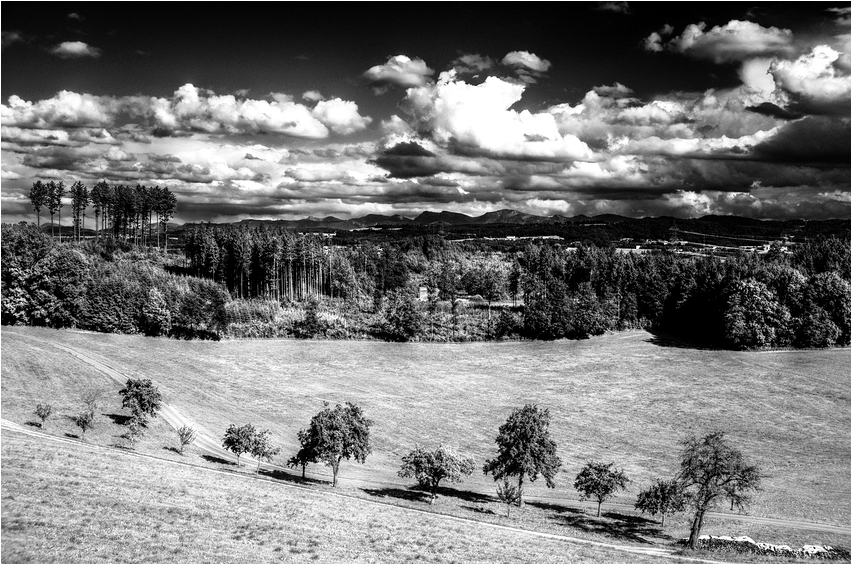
top-left (1, 2), bottom-right (850, 224)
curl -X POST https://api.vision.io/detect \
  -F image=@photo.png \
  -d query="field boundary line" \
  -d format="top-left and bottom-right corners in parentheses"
top-left (1, 422), bottom-right (716, 564)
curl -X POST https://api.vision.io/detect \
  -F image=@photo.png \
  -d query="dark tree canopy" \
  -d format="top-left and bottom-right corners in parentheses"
top-left (119, 378), bottom-right (163, 424)
top-left (483, 404), bottom-right (562, 506)
top-left (573, 461), bottom-right (630, 517)
top-left (678, 431), bottom-right (762, 549)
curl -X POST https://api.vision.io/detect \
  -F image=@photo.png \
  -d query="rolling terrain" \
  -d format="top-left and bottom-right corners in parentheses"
top-left (2, 326), bottom-right (849, 561)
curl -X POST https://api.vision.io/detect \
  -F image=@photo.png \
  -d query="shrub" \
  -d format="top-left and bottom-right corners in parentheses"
top-left (496, 480), bottom-right (523, 518)
top-left (34, 403), bottom-right (53, 428)
top-left (74, 411), bottom-right (94, 440)
top-left (177, 425), bottom-right (197, 454)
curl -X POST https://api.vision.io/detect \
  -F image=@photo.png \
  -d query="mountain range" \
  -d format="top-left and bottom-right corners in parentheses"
top-left (226, 209), bottom-right (645, 230)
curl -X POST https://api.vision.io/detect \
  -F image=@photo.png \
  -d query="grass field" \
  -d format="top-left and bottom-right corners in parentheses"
top-left (1, 430), bottom-right (676, 563)
top-left (2, 325), bottom-right (849, 555)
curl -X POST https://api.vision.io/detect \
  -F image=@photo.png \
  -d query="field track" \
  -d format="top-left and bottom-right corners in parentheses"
top-left (4, 328), bottom-right (849, 536)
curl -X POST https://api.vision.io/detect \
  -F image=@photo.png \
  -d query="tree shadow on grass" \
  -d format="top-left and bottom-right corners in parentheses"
top-left (645, 330), bottom-right (725, 351)
top-left (201, 454), bottom-right (236, 466)
top-left (529, 502), bottom-right (670, 544)
top-left (363, 485), bottom-right (492, 505)
top-left (24, 421), bottom-right (42, 428)
top-left (103, 413), bottom-right (133, 426)
top-left (64, 433), bottom-right (80, 439)
top-left (461, 504), bottom-right (495, 515)
top-left (163, 446), bottom-right (182, 455)
top-left (259, 468), bottom-right (327, 487)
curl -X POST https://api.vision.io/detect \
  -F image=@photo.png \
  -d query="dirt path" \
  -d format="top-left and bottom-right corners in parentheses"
top-left (6, 330), bottom-right (850, 537)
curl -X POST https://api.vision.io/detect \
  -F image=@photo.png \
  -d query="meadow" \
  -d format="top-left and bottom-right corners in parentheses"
top-left (2, 326), bottom-right (849, 557)
top-left (2, 430), bottom-right (678, 564)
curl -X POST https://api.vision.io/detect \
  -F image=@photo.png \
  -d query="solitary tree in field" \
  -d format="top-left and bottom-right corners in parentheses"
top-left (635, 478), bottom-right (686, 527)
top-left (304, 402), bottom-right (372, 487)
top-left (74, 411), bottom-right (94, 440)
top-left (678, 431), bottom-right (762, 550)
top-left (496, 480), bottom-right (523, 518)
top-left (119, 379), bottom-right (163, 425)
top-left (250, 428), bottom-right (281, 473)
top-left (288, 427), bottom-right (320, 478)
top-left (223, 423), bottom-right (256, 466)
top-left (34, 403), bottom-right (53, 428)
top-left (177, 425), bottom-right (197, 454)
top-left (574, 461), bottom-right (630, 517)
top-left (483, 404), bottom-right (562, 507)
top-left (398, 445), bottom-right (475, 504)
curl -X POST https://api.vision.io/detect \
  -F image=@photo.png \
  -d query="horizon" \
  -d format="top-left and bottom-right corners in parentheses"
top-left (2, 2), bottom-right (850, 225)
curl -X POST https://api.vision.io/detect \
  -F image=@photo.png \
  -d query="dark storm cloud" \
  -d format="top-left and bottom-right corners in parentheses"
top-left (746, 103), bottom-right (803, 121)
top-left (753, 117), bottom-right (852, 164)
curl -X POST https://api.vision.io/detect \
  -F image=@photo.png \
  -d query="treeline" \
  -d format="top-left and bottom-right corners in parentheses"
top-left (3, 218), bottom-right (849, 349)
top-left (28, 179), bottom-right (178, 249)
top-left (186, 224), bottom-right (849, 349)
top-left (517, 239), bottom-right (851, 348)
top-left (1, 223), bottom-right (227, 339)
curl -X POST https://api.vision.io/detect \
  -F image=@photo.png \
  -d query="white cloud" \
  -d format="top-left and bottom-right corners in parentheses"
top-left (738, 58), bottom-right (777, 96)
top-left (302, 90), bottom-right (325, 102)
top-left (364, 55), bottom-right (434, 93)
top-left (311, 98), bottom-right (372, 135)
top-left (770, 45), bottom-right (852, 113)
top-left (50, 41), bottom-right (102, 59)
top-left (501, 50), bottom-right (551, 72)
top-left (501, 51), bottom-right (552, 84)
top-left (647, 20), bottom-right (795, 63)
top-left (399, 74), bottom-right (593, 161)
top-left (1, 91), bottom-right (117, 129)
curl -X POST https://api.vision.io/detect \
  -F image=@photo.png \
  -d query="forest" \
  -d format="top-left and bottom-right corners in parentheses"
top-left (2, 216), bottom-right (849, 349)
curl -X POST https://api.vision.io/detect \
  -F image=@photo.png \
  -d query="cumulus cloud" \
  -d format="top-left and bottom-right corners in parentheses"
top-left (646, 20), bottom-right (795, 63)
top-left (302, 90), bottom-right (325, 102)
top-left (2, 91), bottom-right (118, 129)
top-left (311, 98), bottom-right (372, 135)
top-left (364, 55), bottom-right (434, 94)
top-left (50, 41), bottom-right (102, 59)
top-left (770, 45), bottom-right (851, 115)
top-left (399, 74), bottom-right (592, 163)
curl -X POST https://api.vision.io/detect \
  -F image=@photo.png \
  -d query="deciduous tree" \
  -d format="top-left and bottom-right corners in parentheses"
top-left (398, 445), bottom-right (475, 504)
top-left (34, 403), bottom-right (53, 428)
top-left (250, 428), bottom-right (281, 473)
top-left (119, 378), bottom-right (163, 424)
top-left (635, 478), bottom-right (686, 526)
top-left (678, 431), bottom-right (762, 550)
top-left (483, 404), bottom-right (562, 507)
top-left (574, 461), bottom-right (630, 517)
top-left (74, 411), bottom-right (94, 440)
top-left (304, 402), bottom-right (372, 487)
top-left (288, 427), bottom-right (320, 478)
top-left (223, 423), bottom-right (256, 466)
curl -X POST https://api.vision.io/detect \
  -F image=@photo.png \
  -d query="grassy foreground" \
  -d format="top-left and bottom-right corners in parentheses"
top-left (3, 326), bottom-right (848, 526)
top-left (1, 325), bottom-right (849, 560)
top-left (1, 430), bottom-right (674, 564)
